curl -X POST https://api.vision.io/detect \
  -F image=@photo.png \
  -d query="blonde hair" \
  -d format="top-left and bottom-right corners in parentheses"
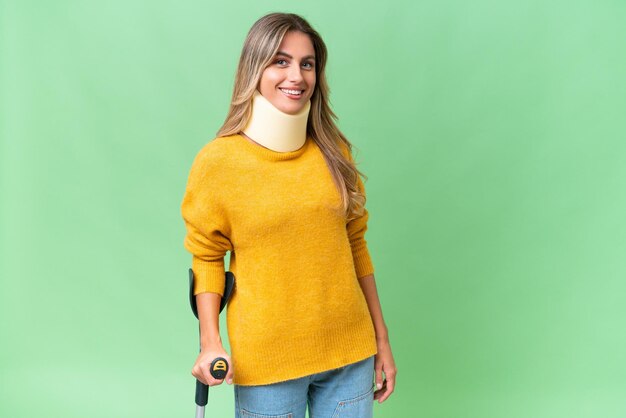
top-left (216, 12), bottom-right (368, 220)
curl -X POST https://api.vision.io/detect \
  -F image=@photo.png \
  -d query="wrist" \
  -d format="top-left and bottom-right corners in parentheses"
top-left (375, 327), bottom-right (389, 343)
top-left (201, 337), bottom-right (223, 350)
top-left (375, 324), bottom-right (389, 343)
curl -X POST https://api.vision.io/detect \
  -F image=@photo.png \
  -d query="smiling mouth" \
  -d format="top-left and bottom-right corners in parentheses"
top-left (279, 88), bottom-right (304, 97)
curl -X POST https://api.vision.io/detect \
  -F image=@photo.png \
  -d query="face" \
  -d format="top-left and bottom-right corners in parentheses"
top-left (258, 30), bottom-right (316, 115)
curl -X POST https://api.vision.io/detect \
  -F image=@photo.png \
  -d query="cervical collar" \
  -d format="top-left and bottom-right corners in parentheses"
top-left (241, 89), bottom-right (311, 152)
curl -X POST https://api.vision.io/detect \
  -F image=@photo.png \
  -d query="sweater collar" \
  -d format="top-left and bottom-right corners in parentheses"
top-left (237, 133), bottom-right (311, 161)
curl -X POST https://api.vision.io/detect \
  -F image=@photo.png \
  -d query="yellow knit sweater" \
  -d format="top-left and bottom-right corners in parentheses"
top-left (181, 133), bottom-right (377, 386)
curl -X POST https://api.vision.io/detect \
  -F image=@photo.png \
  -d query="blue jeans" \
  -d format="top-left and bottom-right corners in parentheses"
top-left (234, 356), bottom-right (375, 418)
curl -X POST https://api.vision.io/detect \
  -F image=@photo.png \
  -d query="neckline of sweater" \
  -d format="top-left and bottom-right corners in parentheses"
top-left (235, 133), bottom-right (311, 161)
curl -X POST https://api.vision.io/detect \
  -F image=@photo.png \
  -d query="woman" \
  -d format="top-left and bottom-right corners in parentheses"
top-left (181, 12), bottom-right (396, 418)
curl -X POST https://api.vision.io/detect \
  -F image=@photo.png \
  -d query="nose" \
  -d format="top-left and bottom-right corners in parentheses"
top-left (287, 64), bottom-right (304, 83)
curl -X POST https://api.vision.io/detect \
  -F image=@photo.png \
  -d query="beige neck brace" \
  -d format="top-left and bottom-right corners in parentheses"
top-left (241, 89), bottom-right (311, 152)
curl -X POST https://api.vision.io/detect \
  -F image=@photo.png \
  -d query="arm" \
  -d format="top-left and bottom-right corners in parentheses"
top-left (181, 147), bottom-right (234, 385)
top-left (357, 273), bottom-right (388, 342)
top-left (191, 291), bottom-right (234, 386)
top-left (196, 292), bottom-right (223, 348)
top-left (358, 273), bottom-right (397, 404)
top-left (341, 147), bottom-right (396, 402)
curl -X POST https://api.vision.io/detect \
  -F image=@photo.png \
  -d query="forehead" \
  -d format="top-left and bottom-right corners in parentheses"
top-left (277, 31), bottom-right (315, 58)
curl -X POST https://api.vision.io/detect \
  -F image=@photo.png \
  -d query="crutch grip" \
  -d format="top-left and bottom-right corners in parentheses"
top-left (195, 379), bottom-right (209, 407)
top-left (194, 357), bottom-right (229, 406)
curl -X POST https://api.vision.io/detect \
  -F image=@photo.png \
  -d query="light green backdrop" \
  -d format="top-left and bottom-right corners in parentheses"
top-left (1, 1), bottom-right (625, 417)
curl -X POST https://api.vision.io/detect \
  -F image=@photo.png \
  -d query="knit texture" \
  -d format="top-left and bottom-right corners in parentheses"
top-left (181, 133), bottom-right (377, 386)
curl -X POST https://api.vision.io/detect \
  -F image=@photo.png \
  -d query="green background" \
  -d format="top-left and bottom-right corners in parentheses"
top-left (1, 0), bottom-right (625, 417)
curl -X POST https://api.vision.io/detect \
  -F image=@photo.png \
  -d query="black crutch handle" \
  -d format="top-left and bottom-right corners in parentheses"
top-left (195, 357), bottom-right (230, 406)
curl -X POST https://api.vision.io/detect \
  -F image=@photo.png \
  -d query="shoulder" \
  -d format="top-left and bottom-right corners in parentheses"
top-left (337, 139), bottom-right (354, 162)
top-left (185, 135), bottom-right (241, 186)
top-left (188, 135), bottom-right (240, 171)
top-left (192, 135), bottom-right (239, 165)
top-left (336, 139), bottom-right (367, 191)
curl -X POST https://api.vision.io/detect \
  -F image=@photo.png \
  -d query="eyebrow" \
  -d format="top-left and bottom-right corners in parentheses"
top-left (276, 51), bottom-right (316, 61)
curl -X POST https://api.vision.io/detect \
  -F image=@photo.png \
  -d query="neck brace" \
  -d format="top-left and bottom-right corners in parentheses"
top-left (242, 89), bottom-right (311, 152)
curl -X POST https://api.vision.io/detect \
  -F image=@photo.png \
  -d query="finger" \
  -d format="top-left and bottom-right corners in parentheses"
top-left (378, 378), bottom-right (395, 403)
top-left (226, 362), bottom-right (234, 385)
top-left (374, 360), bottom-right (384, 391)
top-left (192, 366), bottom-right (207, 385)
top-left (378, 385), bottom-right (393, 403)
top-left (203, 363), bottom-right (224, 387)
top-left (373, 381), bottom-right (387, 400)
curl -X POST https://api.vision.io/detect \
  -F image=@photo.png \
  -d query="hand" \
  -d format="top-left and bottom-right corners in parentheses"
top-left (373, 337), bottom-right (396, 403)
top-left (191, 343), bottom-right (234, 386)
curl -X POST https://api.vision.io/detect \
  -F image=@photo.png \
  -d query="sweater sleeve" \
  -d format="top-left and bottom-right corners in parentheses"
top-left (338, 140), bottom-right (375, 279)
top-left (181, 147), bottom-right (233, 297)
top-left (347, 174), bottom-right (375, 279)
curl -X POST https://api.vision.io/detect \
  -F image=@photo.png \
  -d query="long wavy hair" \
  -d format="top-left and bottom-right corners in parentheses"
top-left (216, 12), bottom-right (368, 220)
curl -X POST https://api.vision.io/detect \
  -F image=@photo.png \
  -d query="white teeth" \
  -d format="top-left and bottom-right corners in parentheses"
top-left (280, 88), bottom-right (303, 95)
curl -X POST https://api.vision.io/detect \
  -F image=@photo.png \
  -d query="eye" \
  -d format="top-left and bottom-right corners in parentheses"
top-left (275, 59), bottom-right (288, 65)
top-left (303, 62), bottom-right (314, 69)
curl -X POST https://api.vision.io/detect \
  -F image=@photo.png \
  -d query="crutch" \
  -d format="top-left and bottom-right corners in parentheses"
top-left (189, 268), bottom-right (236, 418)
